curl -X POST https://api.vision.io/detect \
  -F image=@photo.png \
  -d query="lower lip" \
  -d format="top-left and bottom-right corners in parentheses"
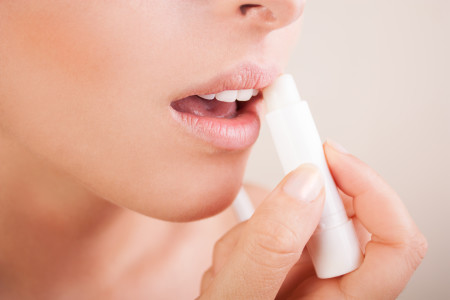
top-left (169, 96), bottom-right (263, 151)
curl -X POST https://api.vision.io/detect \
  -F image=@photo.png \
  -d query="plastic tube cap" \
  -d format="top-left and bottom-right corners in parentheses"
top-left (307, 219), bottom-right (363, 278)
top-left (263, 74), bottom-right (302, 112)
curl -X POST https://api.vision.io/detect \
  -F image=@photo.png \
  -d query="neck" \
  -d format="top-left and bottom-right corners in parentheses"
top-left (0, 136), bottom-right (186, 295)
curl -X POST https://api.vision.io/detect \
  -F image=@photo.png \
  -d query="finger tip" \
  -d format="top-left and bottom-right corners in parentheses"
top-left (324, 138), bottom-right (351, 155)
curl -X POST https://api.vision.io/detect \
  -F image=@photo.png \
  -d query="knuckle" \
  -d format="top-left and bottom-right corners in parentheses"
top-left (411, 231), bottom-right (428, 259)
top-left (200, 267), bottom-right (214, 293)
top-left (201, 267), bottom-right (212, 281)
top-left (402, 230), bottom-right (428, 270)
top-left (212, 222), bottom-right (244, 258)
top-left (211, 237), bottom-right (229, 274)
top-left (212, 235), bottom-right (226, 257)
top-left (249, 216), bottom-right (301, 258)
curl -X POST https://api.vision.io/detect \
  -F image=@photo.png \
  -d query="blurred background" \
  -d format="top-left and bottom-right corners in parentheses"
top-left (244, 0), bottom-right (450, 299)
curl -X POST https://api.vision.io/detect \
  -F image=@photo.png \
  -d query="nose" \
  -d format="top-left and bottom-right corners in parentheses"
top-left (214, 0), bottom-right (305, 31)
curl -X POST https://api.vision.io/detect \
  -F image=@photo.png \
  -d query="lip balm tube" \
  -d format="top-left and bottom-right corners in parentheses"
top-left (263, 74), bottom-right (363, 279)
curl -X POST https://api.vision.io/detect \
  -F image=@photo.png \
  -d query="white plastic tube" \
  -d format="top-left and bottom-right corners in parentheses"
top-left (263, 74), bottom-right (363, 279)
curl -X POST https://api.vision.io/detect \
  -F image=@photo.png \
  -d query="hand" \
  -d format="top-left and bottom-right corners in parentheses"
top-left (198, 140), bottom-right (427, 299)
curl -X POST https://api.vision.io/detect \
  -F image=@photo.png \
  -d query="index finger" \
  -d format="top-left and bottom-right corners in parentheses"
top-left (324, 141), bottom-right (417, 245)
top-left (324, 140), bottom-right (427, 298)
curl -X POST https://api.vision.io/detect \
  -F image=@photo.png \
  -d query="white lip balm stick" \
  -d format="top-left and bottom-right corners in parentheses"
top-left (263, 74), bottom-right (363, 279)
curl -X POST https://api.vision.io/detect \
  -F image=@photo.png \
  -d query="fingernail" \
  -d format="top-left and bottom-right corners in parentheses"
top-left (283, 164), bottom-right (324, 203)
top-left (325, 138), bottom-right (350, 154)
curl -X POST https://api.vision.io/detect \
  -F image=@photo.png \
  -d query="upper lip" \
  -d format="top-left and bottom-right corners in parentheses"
top-left (174, 63), bottom-right (281, 100)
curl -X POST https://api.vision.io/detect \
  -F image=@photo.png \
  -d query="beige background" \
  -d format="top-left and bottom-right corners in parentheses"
top-left (244, 1), bottom-right (450, 299)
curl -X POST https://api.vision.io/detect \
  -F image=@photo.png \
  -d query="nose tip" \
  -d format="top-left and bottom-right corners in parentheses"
top-left (240, 0), bottom-right (305, 30)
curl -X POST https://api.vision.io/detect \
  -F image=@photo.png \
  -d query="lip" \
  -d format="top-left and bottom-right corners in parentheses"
top-left (169, 63), bottom-right (280, 151)
top-left (176, 63), bottom-right (279, 98)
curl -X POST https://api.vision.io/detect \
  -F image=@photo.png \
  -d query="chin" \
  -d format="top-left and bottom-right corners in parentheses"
top-left (146, 148), bottom-right (251, 222)
top-left (119, 185), bottom-right (240, 223)
top-left (173, 190), bottom-right (238, 222)
top-left (158, 175), bottom-right (243, 223)
top-left (93, 153), bottom-right (248, 223)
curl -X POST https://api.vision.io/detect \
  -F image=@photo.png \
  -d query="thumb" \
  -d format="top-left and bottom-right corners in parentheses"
top-left (202, 164), bottom-right (325, 300)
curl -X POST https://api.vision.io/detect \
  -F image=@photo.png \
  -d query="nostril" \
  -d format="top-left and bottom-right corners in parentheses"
top-left (238, 1), bottom-right (304, 30)
top-left (239, 4), bottom-right (261, 16)
top-left (239, 4), bottom-right (277, 23)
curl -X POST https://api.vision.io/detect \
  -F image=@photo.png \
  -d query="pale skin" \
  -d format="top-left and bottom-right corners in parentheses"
top-left (0, 1), bottom-right (426, 299)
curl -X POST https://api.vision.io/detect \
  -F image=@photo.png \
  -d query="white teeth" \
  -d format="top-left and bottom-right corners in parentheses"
top-left (216, 90), bottom-right (238, 102)
top-left (236, 89), bottom-right (253, 101)
top-left (198, 94), bottom-right (215, 100)
top-left (197, 89), bottom-right (259, 102)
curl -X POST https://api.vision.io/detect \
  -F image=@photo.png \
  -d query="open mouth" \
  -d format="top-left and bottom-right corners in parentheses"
top-left (170, 89), bottom-right (259, 119)
top-left (168, 63), bottom-right (278, 150)
top-left (169, 89), bottom-right (262, 150)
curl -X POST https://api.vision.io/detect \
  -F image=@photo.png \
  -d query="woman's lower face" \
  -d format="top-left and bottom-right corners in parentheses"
top-left (0, 0), bottom-right (303, 221)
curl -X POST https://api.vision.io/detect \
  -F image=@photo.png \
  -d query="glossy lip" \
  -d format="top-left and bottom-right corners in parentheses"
top-left (169, 63), bottom-right (280, 151)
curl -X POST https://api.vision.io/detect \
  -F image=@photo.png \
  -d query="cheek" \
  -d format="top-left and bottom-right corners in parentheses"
top-left (0, 1), bottom-right (247, 220)
top-left (0, 3), bottom-right (120, 94)
top-left (0, 2), bottom-right (168, 162)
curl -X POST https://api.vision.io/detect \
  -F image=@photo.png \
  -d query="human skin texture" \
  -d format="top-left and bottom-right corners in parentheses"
top-left (0, 1), bottom-right (303, 221)
top-left (0, 2), bottom-right (428, 299)
top-left (199, 144), bottom-right (428, 299)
